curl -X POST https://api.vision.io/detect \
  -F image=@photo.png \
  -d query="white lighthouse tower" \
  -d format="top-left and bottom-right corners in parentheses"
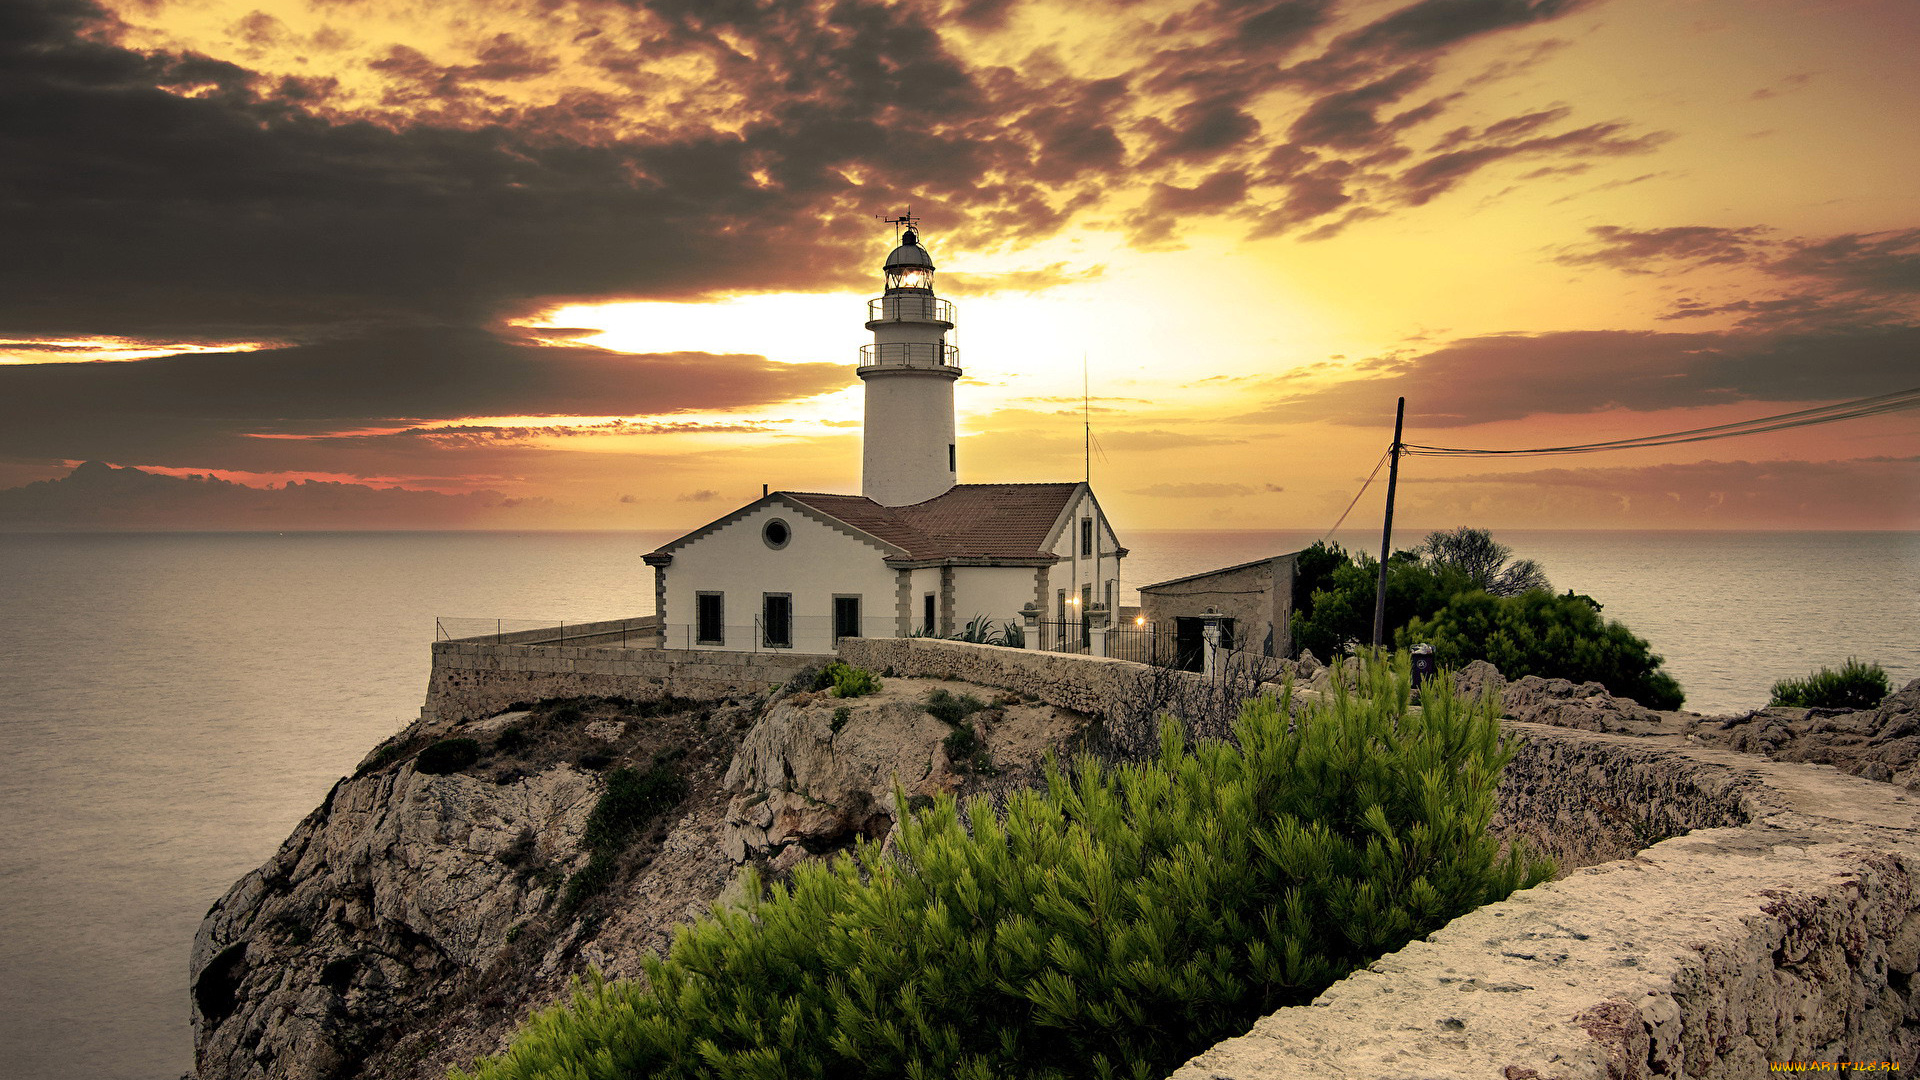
top-left (859, 216), bottom-right (960, 506)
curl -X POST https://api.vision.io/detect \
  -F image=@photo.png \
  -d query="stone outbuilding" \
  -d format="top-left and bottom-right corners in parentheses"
top-left (1137, 552), bottom-right (1301, 663)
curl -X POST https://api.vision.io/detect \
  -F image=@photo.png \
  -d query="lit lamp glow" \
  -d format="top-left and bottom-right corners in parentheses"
top-left (886, 266), bottom-right (933, 291)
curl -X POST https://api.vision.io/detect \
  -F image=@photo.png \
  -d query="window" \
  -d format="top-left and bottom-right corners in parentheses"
top-left (948, 444), bottom-right (955, 472)
top-left (696, 592), bottom-right (724, 645)
top-left (762, 518), bottom-right (791, 549)
top-left (1080, 518), bottom-right (1093, 557)
top-left (833, 596), bottom-right (862, 642)
top-left (923, 593), bottom-right (936, 635)
top-left (763, 593), bottom-right (792, 648)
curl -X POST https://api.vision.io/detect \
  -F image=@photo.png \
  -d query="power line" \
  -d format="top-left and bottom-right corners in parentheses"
top-left (1323, 447), bottom-right (1391, 540)
top-left (1402, 387), bottom-right (1920, 458)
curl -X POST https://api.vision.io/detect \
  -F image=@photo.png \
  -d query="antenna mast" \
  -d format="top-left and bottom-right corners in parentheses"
top-left (1083, 352), bottom-right (1091, 483)
top-left (879, 209), bottom-right (920, 239)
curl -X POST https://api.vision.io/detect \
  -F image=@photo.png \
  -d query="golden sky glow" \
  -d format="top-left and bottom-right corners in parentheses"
top-left (0, 0), bottom-right (1914, 530)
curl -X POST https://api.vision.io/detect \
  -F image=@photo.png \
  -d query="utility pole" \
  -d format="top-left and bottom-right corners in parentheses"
top-left (1083, 352), bottom-right (1091, 483)
top-left (1371, 396), bottom-right (1405, 649)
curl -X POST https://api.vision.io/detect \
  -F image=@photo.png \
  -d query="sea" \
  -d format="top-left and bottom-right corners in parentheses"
top-left (0, 528), bottom-right (1915, 1080)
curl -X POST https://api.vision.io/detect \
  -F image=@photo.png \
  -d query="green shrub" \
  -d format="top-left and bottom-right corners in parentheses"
top-left (459, 658), bottom-right (1551, 1080)
top-left (1400, 590), bottom-right (1684, 710)
top-left (942, 723), bottom-right (980, 760)
top-left (831, 706), bottom-right (852, 733)
top-left (560, 760), bottom-right (689, 912)
top-left (943, 724), bottom-right (996, 775)
top-left (583, 763), bottom-right (687, 852)
top-left (1769, 658), bottom-right (1891, 710)
top-left (813, 661), bottom-right (881, 698)
top-left (924, 687), bottom-right (988, 725)
top-left (1291, 551), bottom-right (1473, 661)
top-left (414, 738), bottom-right (483, 775)
top-left (492, 725), bottom-right (529, 756)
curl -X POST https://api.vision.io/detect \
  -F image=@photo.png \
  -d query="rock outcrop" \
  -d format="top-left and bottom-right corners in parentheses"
top-left (720, 676), bottom-right (1088, 871)
top-left (191, 695), bottom-right (759, 1080)
top-left (1690, 677), bottom-right (1920, 787)
top-left (191, 670), bottom-right (1092, 1080)
top-left (1435, 660), bottom-right (1670, 735)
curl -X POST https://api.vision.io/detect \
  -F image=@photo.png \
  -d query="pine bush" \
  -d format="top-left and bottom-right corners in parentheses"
top-left (457, 658), bottom-right (1552, 1080)
top-left (815, 661), bottom-right (882, 698)
top-left (1769, 658), bottom-right (1891, 710)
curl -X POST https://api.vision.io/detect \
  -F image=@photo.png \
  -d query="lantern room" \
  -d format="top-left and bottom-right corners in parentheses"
top-left (884, 228), bottom-right (935, 292)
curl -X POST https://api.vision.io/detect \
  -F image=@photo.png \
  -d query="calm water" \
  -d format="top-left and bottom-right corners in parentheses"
top-left (0, 529), bottom-right (1914, 1080)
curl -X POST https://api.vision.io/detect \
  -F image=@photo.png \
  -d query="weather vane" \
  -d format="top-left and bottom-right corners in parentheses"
top-left (880, 209), bottom-right (919, 238)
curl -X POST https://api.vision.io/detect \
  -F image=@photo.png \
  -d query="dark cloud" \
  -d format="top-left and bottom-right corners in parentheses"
top-left (0, 461), bottom-right (525, 530)
top-left (1241, 324), bottom-right (1920, 427)
top-left (1401, 457), bottom-right (1920, 529)
top-left (1771, 230), bottom-right (1920, 294)
top-left (1124, 170), bottom-right (1251, 245)
top-left (1338, 0), bottom-right (1590, 57)
top-left (1286, 67), bottom-right (1435, 149)
top-left (1392, 122), bottom-right (1668, 206)
top-left (0, 326), bottom-right (848, 462)
top-left (1557, 224), bottom-right (1920, 330)
top-left (1555, 225), bottom-right (1769, 271)
top-left (0, 0), bottom-right (1636, 346)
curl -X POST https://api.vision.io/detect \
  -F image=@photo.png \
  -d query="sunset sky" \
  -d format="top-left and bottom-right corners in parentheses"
top-left (1, 0), bottom-right (1915, 531)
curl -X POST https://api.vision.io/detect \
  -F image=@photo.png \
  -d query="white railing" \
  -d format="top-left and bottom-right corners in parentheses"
top-left (858, 342), bottom-right (960, 369)
top-left (867, 295), bottom-right (954, 324)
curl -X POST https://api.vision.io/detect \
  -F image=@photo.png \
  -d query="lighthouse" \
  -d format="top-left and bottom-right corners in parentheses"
top-left (858, 217), bottom-right (961, 506)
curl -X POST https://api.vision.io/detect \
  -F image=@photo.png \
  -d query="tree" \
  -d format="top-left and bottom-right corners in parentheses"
top-left (1419, 527), bottom-right (1550, 597)
top-left (1399, 589), bottom-right (1685, 709)
top-left (1290, 550), bottom-right (1470, 660)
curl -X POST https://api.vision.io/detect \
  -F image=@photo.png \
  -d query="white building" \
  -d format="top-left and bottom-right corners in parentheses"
top-left (644, 221), bottom-right (1126, 653)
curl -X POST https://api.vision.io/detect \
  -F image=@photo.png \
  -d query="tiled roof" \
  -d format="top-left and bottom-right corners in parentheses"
top-left (785, 483), bottom-right (1082, 561)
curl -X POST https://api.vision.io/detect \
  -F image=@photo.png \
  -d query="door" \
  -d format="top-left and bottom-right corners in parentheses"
top-left (1173, 617), bottom-right (1204, 672)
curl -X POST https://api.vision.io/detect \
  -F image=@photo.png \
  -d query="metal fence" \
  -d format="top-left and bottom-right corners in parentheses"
top-left (1104, 623), bottom-right (1188, 668)
top-left (434, 615), bottom-right (661, 648)
top-left (658, 614), bottom-right (895, 653)
top-left (1034, 618), bottom-right (1090, 654)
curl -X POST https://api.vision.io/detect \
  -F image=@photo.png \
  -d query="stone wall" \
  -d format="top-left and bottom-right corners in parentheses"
top-left (838, 636), bottom-right (1170, 715)
top-left (838, 638), bottom-right (1920, 1075)
top-left (1172, 731), bottom-right (1920, 1078)
top-left (423, 640), bottom-right (828, 724)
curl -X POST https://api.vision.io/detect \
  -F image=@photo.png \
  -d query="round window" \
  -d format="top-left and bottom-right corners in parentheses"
top-left (763, 518), bottom-right (791, 549)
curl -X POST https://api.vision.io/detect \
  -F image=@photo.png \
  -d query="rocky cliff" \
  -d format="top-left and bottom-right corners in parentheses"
top-left (191, 671), bottom-right (1089, 1080)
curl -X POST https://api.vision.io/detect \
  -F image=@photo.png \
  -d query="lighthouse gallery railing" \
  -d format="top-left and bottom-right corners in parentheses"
top-left (867, 295), bottom-right (954, 324)
top-left (858, 342), bottom-right (960, 368)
